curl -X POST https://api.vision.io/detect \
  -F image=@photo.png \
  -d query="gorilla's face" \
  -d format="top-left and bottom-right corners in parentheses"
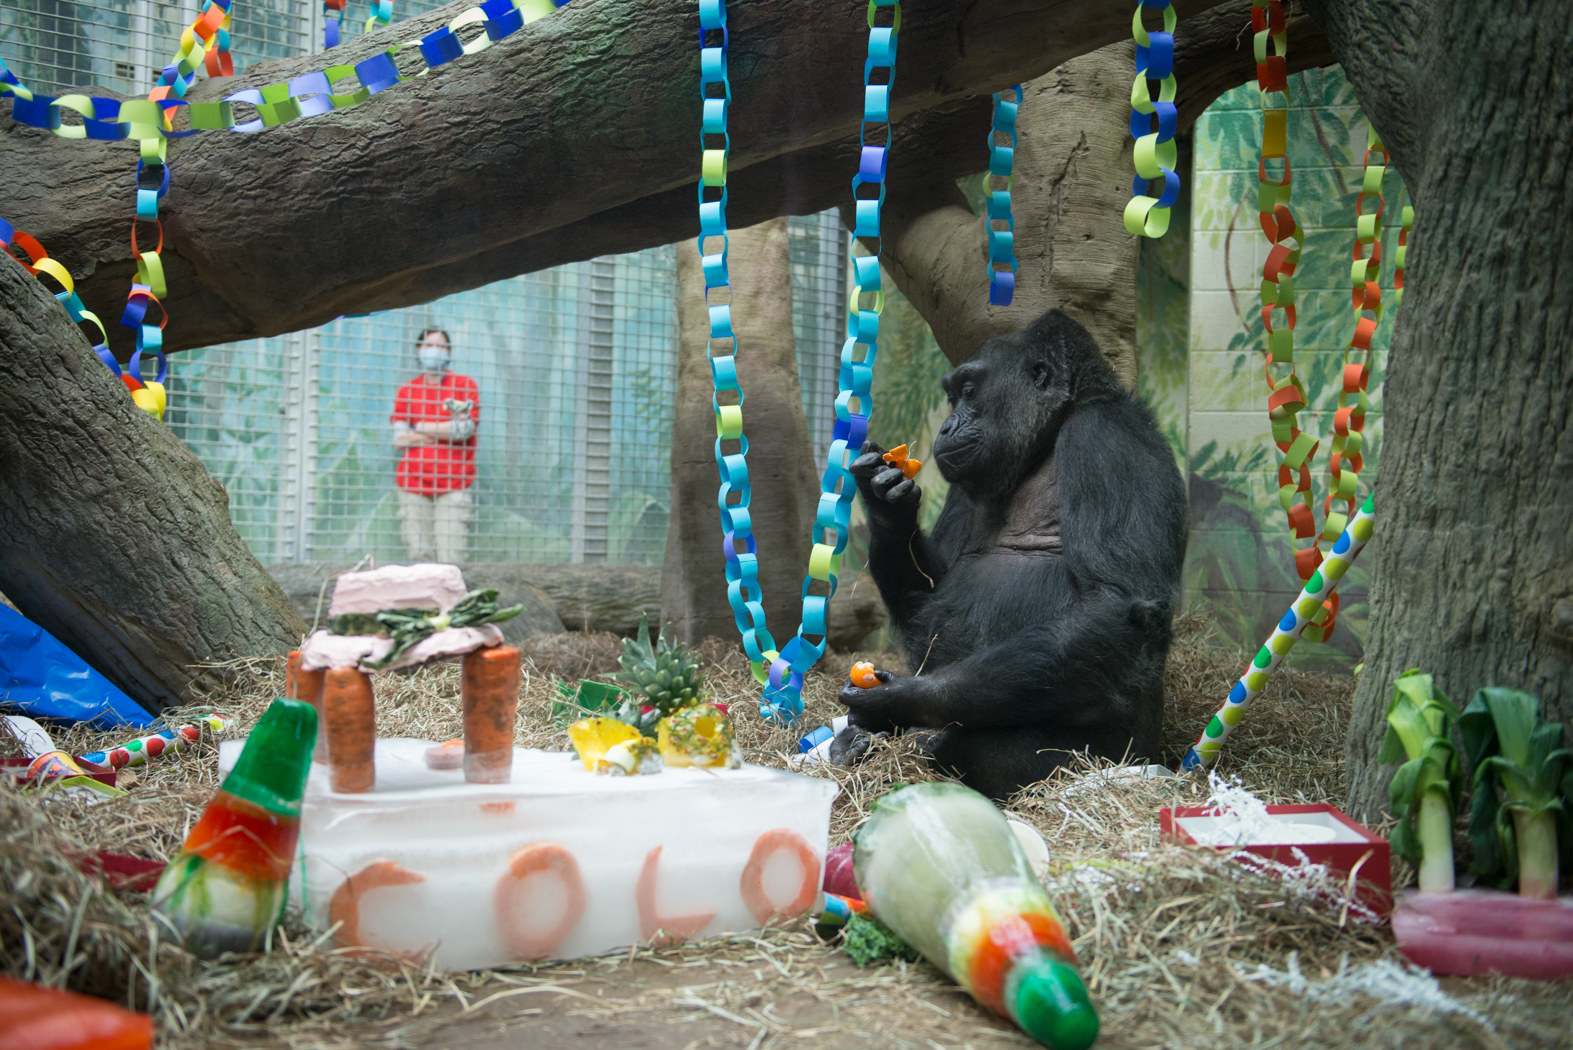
top-left (932, 310), bottom-right (1100, 497)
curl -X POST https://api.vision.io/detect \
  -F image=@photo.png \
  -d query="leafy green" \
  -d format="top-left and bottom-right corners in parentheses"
top-left (329, 588), bottom-right (524, 670)
top-left (1458, 688), bottom-right (1571, 898)
top-left (1380, 670), bottom-right (1461, 891)
top-left (841, 913), bottom-right (920, 967)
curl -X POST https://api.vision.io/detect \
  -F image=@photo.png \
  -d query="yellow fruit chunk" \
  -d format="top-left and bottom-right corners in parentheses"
top-left (657, 704), bottom-right (738, 769)
top-left (567, 717), bottom-right (643, 772)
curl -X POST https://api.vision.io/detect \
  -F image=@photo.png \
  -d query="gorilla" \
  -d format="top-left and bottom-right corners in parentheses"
top-left (833, 308), bottom-right (1188, 799)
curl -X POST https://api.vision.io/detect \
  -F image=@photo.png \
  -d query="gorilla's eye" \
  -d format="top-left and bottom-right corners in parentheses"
top-left (961, 381), bottom-right (976, 400)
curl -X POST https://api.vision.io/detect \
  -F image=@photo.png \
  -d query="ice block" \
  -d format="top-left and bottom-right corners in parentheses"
top-left (219, 737), bottom-right (837, 970)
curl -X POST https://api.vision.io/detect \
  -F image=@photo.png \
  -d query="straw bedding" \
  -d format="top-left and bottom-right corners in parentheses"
top-left (2, 615), bottom-right (1568, 1049)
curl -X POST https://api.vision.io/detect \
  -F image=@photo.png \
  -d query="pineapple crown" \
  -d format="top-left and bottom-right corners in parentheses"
top-left (613, 616), bottom-right (705, 716)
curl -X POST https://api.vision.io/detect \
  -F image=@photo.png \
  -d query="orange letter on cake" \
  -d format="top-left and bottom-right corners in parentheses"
top-left (495, 842), bottom-right (587, 962)
top-left (740, 829), bottom-right (819, 924)
top-left (329, 860), bottom-right (427, 958)
top-left (637, 846), bottom-right (716, 944)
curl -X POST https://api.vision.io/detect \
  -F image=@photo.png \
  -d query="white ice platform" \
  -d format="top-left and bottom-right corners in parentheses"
top-left (220, 737), bottom-right (837, 970)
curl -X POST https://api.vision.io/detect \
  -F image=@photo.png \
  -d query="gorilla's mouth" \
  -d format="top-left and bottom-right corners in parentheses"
top-left (931, 439), bottom-right (977, 482)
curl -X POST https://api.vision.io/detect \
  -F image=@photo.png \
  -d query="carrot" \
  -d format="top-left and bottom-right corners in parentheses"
top-left (900, 456), bottom-right (922, 479)
top-left (294, 665), bottom-right (329, 765)
top-left (322, 668), bottom-right (376, 793)
top-left (424, 739), bottom-right (465, 770)
top-left (882, 444), bottom-right (909, 463)
top-left (462, 645), bottom-right (521, 784)
top-left (850, 661), bottom-right (880, 688)
top-left (0, 975), bottom-right (153, 1050)
top-left (284, 650), bottom-right (301, 701)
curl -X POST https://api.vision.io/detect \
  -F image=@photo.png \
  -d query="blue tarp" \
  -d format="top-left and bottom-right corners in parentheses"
top-left (0, 604), bottom-right (154, 728)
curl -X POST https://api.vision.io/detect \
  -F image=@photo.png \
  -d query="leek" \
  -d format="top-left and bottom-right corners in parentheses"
top-left (1458, 688), bottom-right (1571, 900)
top-left (1380, 670), bottom-right (1461, 893)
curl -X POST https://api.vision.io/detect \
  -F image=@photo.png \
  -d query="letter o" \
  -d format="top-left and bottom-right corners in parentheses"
top-left (328, 860), bottom-right (427, 958)
top-left (739, 828), bottom-right (819, 924)
top-left (495, 841), bottom-right (587, 962)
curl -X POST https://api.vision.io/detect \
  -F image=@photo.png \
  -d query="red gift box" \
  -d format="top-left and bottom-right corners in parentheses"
top-left (1160, 802), bottom-right (1391, 915)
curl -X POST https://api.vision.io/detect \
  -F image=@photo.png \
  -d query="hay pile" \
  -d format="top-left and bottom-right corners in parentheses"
top-left (2, 617), bottom-right (1568, 1049)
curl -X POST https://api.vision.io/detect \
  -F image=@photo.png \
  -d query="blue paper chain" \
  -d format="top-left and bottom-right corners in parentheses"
top-left (700, 0), bottom-right (899, 724)
top-left (1124, 0), bottom-right (1181, 238)
top-left (986, 85), bottom-right (1021, 306)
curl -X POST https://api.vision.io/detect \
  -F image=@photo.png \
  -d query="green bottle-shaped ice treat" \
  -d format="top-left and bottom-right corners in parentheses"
top-left (151, 698), bottom-right (317, 957)
top-left (853, 783), bottom-right (1099, 1049)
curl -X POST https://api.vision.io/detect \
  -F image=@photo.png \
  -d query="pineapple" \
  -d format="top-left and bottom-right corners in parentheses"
top-left (613, 616), bottom-right (705, 717)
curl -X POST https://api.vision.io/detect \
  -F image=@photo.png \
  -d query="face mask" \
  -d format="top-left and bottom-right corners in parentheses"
top-left (417, 347), bottom-right (449, 372)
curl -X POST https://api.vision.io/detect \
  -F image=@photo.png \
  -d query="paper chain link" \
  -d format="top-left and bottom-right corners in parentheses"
top-left (700, 0), bottom-right (899, 723)
top-left (1182, 493), bottom-right (1376, 769)
top-left (1124, 0), bottom-right (1180, 239)
top-left (1317, 125), bottom-right (1389, 595)
top-left (1250, 0), bottom-right (1335, 638)
top-left (0, 0), bottom-right (572, 143)
top-left (985, 86), bottom-right (1021, 305)
top-left (1393, 188), bottom-right (1411, 308)
top-left (326, 0), bottom-right (395, 50)
top-left (1, 215), bottom-right (167, 417)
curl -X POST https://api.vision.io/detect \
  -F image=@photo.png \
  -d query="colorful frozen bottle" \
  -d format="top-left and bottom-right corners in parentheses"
top-left (853, 783), bottom-right (1098, 1049)
top-left (150, 698), bottom-right (316, 957)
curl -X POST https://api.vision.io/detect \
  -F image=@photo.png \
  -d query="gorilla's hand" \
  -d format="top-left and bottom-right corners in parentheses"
top-left (837, 670), bottom-right (938, 729)
top-left (828, 724), bottom-right (877, 767)
top-left (850, 440), bottom-right (921, 530)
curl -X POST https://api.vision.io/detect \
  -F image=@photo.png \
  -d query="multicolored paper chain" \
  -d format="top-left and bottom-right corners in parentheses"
top-left (1311, 126), bottom-right (1388, 642)
top-left (1393, 188), bottom-right (1411, 308)
top-left (0, 213), bottom-right (166, 416)
top-left (1182, 493), bottom-right (1375, 769)
top-left (701, 0), bottom-right (900, 723)
top-left (1251, 0), bottom-right (1332, 636)
top-left (985, 85), bottom-right (1021, 305)
top-left (0, 0), bottom-right (571, 144)
top-left (1124, 0), bottom-right (1180, 238)
top-left (325, 0), bottom-right (394, 50)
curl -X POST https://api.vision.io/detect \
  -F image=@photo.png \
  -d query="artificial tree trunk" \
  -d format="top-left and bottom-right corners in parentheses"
top-left (662, 219), bottom-right (817, 646)
top-left (1304, 0), bottom-right (1573, 822)
top-left (0, 255), bottom-right (305, 712)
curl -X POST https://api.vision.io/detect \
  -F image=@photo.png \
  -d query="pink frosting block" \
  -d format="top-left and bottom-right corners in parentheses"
top-left (1393, 888), bottom-right (1573, 980)
top-left (328, 563), bottom-right (469, 616)
top-left (298, 625), bottom-right (504, 673)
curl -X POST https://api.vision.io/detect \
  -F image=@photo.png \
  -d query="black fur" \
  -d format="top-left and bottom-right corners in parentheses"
top-left (836, 308), bottom-right (1188, 799)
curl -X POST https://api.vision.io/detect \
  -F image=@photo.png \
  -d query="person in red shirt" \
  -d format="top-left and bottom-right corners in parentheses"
top-left (390, 328), bottom-right (480, 564)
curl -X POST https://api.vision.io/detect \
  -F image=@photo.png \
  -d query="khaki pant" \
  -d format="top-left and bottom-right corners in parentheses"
top-left (397, 488), bottom-right (473, 564)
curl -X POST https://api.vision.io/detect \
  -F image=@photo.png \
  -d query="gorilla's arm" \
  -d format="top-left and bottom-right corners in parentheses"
top-left (841, 399), bottom-right (1186, 731)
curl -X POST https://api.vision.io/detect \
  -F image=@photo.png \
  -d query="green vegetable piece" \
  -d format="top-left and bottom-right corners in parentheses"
top-left (1458, 687), bottom-right (1571, 899)
top-left (841, 912), bottom-right (921, 967)
top-left (1381, 670), bottom-right (1461, 893)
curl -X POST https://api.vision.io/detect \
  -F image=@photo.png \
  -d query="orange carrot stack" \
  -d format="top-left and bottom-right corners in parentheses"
top-left (462, 645), bottom-right (522, 784)
top-left (322, 668), bottom-right (376, 792)
top-left (286, 651), bottom-right (329, 765)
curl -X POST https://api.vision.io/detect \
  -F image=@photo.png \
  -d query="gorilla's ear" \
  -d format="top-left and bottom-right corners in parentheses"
top-left (1031, 358), bottom-right (1054, 390)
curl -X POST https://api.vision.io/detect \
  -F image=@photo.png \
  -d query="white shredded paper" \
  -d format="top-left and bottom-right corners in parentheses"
top-left (1235, 951), bottom-right (1493, 1028)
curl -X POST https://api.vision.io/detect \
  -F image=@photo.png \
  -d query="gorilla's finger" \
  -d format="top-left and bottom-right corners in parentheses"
top-left (829, 726), bottom-right (875, 767)
top-left (860, 440), bottom-right (887, 456)
top-left (850, 450), bottom-right (887, 476)
top-left (883, 478), bottom-right (916, 504)
top-left (874, 669), bottom-right (894, 684)
top-left (869, 466), bottom-right (909, 497)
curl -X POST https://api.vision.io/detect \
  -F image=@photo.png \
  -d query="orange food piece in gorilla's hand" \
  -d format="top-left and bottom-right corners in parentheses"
top-left (849, 662), bottom-right (880, 689)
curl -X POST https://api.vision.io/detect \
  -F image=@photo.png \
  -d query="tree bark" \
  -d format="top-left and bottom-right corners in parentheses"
top-left (0, 0), bottom-right (1266, 355)
top-left (662, 219), bottom-right (817, 649)
top-left (0, 255), bottom-right (305, 712)
top-left (1304, 0), bottom-right (1573, 822)
top-left (871, 45), bottom-right (1144, 383)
